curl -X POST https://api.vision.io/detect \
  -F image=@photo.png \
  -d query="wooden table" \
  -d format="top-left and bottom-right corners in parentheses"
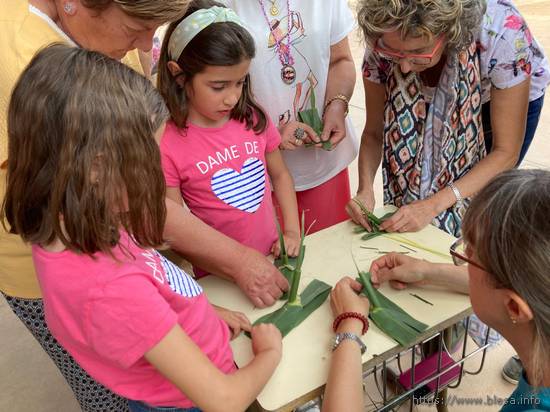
top-left (199, 208), bottom-right (472, 412)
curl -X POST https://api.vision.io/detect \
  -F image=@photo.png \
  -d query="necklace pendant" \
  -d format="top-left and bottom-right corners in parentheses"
top-left (270, 5), bottom-right (279, 15)
top-left (281, 64), bottom-right (296, 85)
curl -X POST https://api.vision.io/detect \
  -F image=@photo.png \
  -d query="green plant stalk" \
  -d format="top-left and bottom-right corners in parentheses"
top-left (368, 307), bottom-right (420, 346)
top-left (352, 198), bottom-right (382, 227)
top-left (384, 234), bottom-right (452, 261)
top-left (248, 279), bottom-right (332, 337)
top-left (351, 200), bottom-right (451, 261)
top-left (356, 273), bottom-right (428, 332)
top-left (288, 246), bottom-right (305, 305)
top-left (276, 256), bottom-right (296, 301)
top-left (355, 271), bottom-right (428, 346)
top-left (288, 213), bottom-right (306, 304)
top-left (357, 270), bottom-right (381, 308)
top-left (275, 218), bottom-right (289, 266)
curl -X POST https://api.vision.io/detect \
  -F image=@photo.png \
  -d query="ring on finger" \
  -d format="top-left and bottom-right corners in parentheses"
top-left (294, 137), bottom-right (302, 145)
top-left (293, 127), bottom-right (305, 141)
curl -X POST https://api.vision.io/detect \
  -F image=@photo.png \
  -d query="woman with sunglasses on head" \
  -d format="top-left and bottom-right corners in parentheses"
top-left (326, 169), bottom-right (550, 412)
top-left (346, 0), bottom-right (549, 237)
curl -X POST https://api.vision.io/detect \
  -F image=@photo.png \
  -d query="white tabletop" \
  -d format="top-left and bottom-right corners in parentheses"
top-left (199, 208), bottom-right (471, 411)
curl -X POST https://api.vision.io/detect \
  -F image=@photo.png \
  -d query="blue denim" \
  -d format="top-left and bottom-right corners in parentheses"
top-left (482, 94), bottom-right (545, 166)
top-left (128, 400), bottom-right (201, 412)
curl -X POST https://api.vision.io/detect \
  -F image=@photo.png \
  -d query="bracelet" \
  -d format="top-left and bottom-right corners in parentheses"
top-left (448, 182), bottom-right (463, 204)
top-left (332, 332), bottom-right (367, 355)
top-left (332, 312), bottom-right (369, 335)
top-left (323, 94), bottom-right (350, 117)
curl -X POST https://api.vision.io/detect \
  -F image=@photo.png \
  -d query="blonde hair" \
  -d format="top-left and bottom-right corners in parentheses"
top-left (357, 0), bottom-right (486, 52)
top-left (463, 169), bottom-right (550, 387)
top-left (82, 0), bottom-right (191, 22)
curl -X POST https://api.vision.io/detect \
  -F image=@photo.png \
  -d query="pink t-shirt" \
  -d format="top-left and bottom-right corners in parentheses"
top-left (32, 234), bottom-right (236, 408)
top-left (161, 119), bottom-right (281, 276)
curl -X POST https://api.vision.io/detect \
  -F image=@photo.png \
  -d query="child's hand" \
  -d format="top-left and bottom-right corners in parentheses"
top-left (251, 323), bottom-right (282, 359)
top-left (214, 306), bottom-right (251, 340)
top-left (271, 231), bottom-right (300, 258)
top-left (282, 231), bottom-right (300, 257)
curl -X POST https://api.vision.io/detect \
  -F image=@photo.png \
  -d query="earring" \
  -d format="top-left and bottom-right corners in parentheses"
top-left (510, 317), bottom-right (517, 324)
top-left (63, 2), bottom-right (75, 15)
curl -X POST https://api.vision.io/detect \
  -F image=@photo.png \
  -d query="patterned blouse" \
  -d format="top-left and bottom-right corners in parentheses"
top-left (363, 0), bottom-right (550, 104)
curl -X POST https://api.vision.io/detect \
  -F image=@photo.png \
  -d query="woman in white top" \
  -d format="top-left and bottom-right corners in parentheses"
top-left (223, 0), bottom-right (359, 233)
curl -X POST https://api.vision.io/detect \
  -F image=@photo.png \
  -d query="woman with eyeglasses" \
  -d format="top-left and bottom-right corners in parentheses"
top-left (346, 0), bottom-right (549, 237)
top-left (325, 169), bottom-right (550, 412)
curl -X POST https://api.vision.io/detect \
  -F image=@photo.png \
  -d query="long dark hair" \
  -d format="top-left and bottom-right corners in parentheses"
top-left (2, 43), bottom-right (169, 255)
top-left (157, 0), bottom-right (268, 133)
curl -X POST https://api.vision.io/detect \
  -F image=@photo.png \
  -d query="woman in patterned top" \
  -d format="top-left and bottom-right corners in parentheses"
top-left (346, 0), bottom-right (549, 237)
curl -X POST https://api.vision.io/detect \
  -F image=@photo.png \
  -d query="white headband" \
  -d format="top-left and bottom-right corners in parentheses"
top-left (168, 6), bottom-right (246, 61)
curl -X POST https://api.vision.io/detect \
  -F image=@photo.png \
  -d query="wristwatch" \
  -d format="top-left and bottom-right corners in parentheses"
top-left (332, 332), bottom-right (367, 355)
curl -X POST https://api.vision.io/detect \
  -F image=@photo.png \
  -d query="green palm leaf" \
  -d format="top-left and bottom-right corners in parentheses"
top-left (352, 200), bottom-right (451, 261)
top-left (249, 212), bottom-right (332, 338)
top-left (249, 279), bottom-right (332, 337)
top-left (357, 271), bottom-right (427, 346)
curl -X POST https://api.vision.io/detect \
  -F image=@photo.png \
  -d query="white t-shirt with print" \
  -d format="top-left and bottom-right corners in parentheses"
top-left (224, 0), bottom-right (359, 191)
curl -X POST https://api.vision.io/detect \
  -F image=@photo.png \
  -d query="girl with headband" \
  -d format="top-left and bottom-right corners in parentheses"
top-left (157, 0), bottom-right (301, 276)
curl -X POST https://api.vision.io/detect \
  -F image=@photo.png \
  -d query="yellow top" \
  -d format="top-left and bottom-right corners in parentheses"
top-left (0, 0), bottom-right (144, 298)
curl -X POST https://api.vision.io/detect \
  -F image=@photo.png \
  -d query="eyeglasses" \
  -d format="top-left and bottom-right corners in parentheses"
top-left (449, 237), bottom-right (487, 272)
top-left (374, 36), bottom-right (445, 66)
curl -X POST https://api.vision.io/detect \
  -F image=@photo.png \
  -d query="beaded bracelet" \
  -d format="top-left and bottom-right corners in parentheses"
top-left (332, 312), bottom-right (369, 335)
top-left (323, 94), bottom-right (350, 117)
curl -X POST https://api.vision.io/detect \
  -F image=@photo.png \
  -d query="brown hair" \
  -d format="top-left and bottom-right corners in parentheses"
top-left (157, 0), bottom-right (267, 133)
top-left (463, 169), bottom-right (550, 387)
top-left (2, 43), bottom-right (169, 255)
top-left (81, 0), bottom-right (190, 22)
top-left (357, 0), bottom-right (486, 52)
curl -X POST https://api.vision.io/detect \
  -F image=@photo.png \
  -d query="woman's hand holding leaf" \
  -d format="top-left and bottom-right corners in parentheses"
top-left (235, 250), bottom-right (289, 308)
top-left (346, 191), bottom-right (376, 230)
top-left (330, 277), bottom-right (370, 323)
top-left (214, 306), bottom-right (251, 340)
top-left (370, 253), bottom-right (429, 290)
top-left (321, 100), bottom-right (347, 149)
top-left (278, 120), bottom-right (319, 150)
top-left (379, 199), bottom-right (437, 233)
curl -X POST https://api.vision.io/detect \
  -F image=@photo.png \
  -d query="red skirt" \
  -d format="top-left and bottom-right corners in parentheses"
top-left (273, 168), bottom-right (351, 235)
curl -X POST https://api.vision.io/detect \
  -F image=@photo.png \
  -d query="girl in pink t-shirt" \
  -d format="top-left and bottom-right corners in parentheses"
top-left (3, 43), bottom-right (282, 412)
top-left (157, 2), bottom-right (300, 276)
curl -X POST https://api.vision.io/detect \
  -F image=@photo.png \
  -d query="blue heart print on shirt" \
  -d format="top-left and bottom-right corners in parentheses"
top-left (156, 252), bottom-right (203, 297)
top-left (211, 157), bottom-right (266, 213)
